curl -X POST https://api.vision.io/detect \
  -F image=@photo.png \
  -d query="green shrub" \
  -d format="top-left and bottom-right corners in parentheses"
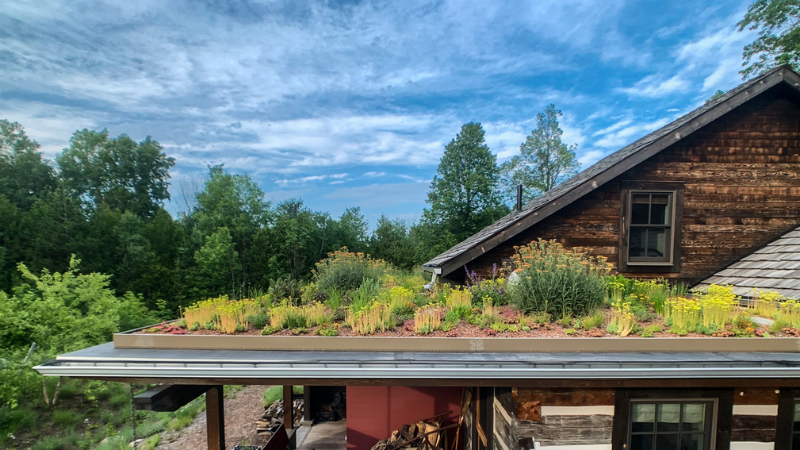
top-left (509, 239), bottom-right (610, 317)
top-left (314, 248), bottom-right (390, 293)
top-left (349, 278), bottom-right (381, 312)
top-left (563, 328), bottom-right (578, 336)
top-left (248, 312), bottom-right (268, 329)
top-left (325, 289), bottom-right (343, 310)
top-left (268, 276), bottom-right (303, 303)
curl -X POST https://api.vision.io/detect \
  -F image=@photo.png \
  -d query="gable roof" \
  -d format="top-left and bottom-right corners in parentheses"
top-left (697, 225), bottom-right (800, 299)
top-left (423, 65), bottom-right (800, 277)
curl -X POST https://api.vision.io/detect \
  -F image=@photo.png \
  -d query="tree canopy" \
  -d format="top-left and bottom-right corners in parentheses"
top-left (500, 105), bottom-right (580, 204)
top-left (738, 0), bottom-right (800, 78)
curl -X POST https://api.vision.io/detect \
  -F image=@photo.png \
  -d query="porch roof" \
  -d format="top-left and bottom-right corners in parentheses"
top-left (34, 342), bottom-right (800, 384)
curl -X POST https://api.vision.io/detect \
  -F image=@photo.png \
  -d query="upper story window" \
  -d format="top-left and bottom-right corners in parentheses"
top-left (620, 182), bottom-right (684, 273)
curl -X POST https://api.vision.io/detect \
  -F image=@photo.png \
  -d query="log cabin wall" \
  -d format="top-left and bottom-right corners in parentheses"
top-left (457, 86), bottom-right (800, 285)
top-left (730, 388), bottom-right (779, 449)
top-left (510, 388), bottom-right (615, 449)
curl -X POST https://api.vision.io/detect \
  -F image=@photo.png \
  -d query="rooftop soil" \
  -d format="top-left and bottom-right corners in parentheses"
top-left (135, 306), bottom-right (793, 339)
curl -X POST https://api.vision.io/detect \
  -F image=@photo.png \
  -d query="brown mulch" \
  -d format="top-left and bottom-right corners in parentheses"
top-left (140, 305), bottom-right (784, 339)
top-left (155, 385), bottom-right (270, 450)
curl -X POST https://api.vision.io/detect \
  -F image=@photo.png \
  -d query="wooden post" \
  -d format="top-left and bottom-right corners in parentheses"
top-left (206, 386), bottom-right (225, 450)
top-left (283, 385), bottom-right (293, 429)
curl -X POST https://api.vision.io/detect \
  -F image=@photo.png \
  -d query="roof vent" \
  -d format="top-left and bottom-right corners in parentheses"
top-left (516, 185), bottom-right (523, 212)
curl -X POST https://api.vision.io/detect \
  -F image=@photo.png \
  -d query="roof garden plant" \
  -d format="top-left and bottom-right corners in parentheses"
top-left (313, 248), bottom-right (390, 293)
top-left (509, 239), bottom-right (611, 318)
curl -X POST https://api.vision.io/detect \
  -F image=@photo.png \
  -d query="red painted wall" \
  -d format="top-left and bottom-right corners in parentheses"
top-left (346, 386), bottom-right (463, 450)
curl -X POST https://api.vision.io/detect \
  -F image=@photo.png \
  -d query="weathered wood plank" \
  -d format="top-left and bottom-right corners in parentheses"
top-left (731, 414), bottom-right (777, 442)
top-left (734, 388), bottom-right (780, 405)
top-left (516, 415), bottom-right (613, 446)
top-left (512, 388), bottom-right (615, 407)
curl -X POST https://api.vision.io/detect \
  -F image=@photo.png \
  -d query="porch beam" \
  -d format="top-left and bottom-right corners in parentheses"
top-left (133, 384), bottom-right (211, 412)
top-left (206, 386), bottom-right (225, 450)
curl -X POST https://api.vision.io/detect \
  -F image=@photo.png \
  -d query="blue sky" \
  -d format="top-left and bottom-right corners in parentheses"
top-left (0, 0), bottom-right (756, 226)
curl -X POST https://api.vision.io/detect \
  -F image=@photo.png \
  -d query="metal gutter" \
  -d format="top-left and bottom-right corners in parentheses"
top-left (33, 361), bottom-right (800, 380)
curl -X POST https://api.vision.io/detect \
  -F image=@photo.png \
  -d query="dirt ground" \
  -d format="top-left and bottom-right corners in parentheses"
top-left (156, 385), bottom-right (270, 450)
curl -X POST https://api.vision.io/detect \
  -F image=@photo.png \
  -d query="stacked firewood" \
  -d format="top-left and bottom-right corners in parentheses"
top-left (256, 399), bottom-right (304, 436)
top-left (371, 412), bottom-right (457, 450)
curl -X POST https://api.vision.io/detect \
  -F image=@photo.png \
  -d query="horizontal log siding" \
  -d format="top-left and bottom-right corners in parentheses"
top-left (732, 388), bottom-right (780, 444)
top-left (512, 388), bottom-right (614, 447)
top-left (461, 89), bottom-right (800, 285)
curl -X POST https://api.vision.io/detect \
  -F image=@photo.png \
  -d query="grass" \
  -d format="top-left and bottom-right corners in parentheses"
top-left (12, 381), bottom-right (249, 450)
top-left (263, 385), bottom-right (304, 407)
top-left (52, 409), bottom-right (83, 429)
top-left (30, 435), bottom-right (70, 450)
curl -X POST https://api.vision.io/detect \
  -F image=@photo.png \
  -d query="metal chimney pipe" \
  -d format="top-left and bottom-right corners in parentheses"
top-left (516, 185), bottom-right (523, 212)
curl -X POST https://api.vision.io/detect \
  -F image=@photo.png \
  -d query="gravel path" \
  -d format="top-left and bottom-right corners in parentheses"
top-left (156, 385), bottom-right (270, 450)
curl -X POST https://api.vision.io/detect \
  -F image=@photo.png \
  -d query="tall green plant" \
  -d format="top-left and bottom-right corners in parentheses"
top-left (509, 239), bottom-right (610, 317)
top-left (314, 248), bottom-right (390, 293)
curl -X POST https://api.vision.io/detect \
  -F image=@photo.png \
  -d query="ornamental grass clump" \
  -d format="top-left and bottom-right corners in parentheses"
top-left (778, 300), bottom-right (800, 328)
top-left (346, 302), bottom-right (391, 335)
top-left (217, 299), bottom-right (260, 334)
top-left (314, 248), bottom-right (391, 293)
top-left (447, 287), bottom-right (473, 319)
top-left (509, 239), bottom-right (611, 317)
top-left (304, 302), bottom-right (333, 327)
top-left (751, 289), bottom-right (786, 318)
top-left (184, 296), bottom-right (230, 330)
top-left (415, 305), bottom-right (443, 334)
top-left (269, 302), bottom-right (307, 329)
top-left (608, 300), bottom-right (634, 337)
top-left (665, 297), bottom-right (701, 335)
top-left (698, 285), bottom-right (738, 330)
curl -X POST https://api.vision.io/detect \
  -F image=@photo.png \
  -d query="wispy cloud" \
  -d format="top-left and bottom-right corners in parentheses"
top-left (0, 0), bottom-right (759, 221)
top-left (616, 75), bottom-right (689, 99)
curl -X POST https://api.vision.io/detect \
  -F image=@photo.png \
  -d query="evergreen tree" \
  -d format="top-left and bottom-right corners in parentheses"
top-left (369, 216), bottom-right (416, 269)
top-left (499, 105), bottom-right (579, 204)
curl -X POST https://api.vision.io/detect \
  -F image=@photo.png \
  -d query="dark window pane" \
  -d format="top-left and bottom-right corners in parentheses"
top-left (650, 194), bottom-right (670, 224)
top-left (657, 403), bottom-right (680, 432)
top-left (793, 433), bottom-right (800, 450)
top-left (631, 194), bottom-right (650, 224)
top-left (654, 433), bottom-right (679, 450)
top-left (630, 434), bottom-right (654, 450)
top-left (632, 403), bottom-right (655, 432)
top-left (681, 404), bottom-right (705, 432)
top-left (630, 228), bottom-right (647, 258)
top-left (646, 228), bottom-right (666, 258)
top-left (679, 433), bottom-right (703, 450)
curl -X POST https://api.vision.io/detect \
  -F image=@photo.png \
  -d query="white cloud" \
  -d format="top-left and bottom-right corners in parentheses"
top-left (364, 171), bottom-right (386, 178)
top-left (324, 182), bottom-right (429, 209)
top-left (617, 75), bottom-right (689, 99)
top-left (594, 117), bottom-right (672, 148)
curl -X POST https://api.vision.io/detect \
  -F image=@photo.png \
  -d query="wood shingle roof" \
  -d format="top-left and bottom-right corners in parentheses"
top-left (698, 228), bottom-right (800, 299)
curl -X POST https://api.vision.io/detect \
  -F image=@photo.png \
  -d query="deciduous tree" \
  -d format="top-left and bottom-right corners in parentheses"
top-left (738, 0), bottom-right (800, 78)
top-left (500, 105), bottom-right (579, 203)
top-left (422, 122), bottom-right (507, 243)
